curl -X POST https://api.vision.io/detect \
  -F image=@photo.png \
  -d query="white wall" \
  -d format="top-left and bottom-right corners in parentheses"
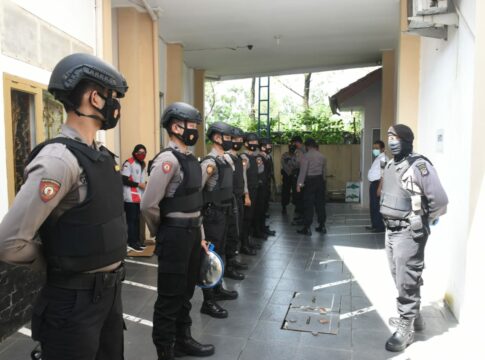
top-left (340, 80), bottom-right (382, 208)
top-left (417, 1), bottom-right (476, 318)
top-left (183, 63), bottom-right (194, 105)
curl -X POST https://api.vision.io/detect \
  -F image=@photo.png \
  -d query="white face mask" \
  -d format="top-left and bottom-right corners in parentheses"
top-left (372, 149), bottom-right (381, 157)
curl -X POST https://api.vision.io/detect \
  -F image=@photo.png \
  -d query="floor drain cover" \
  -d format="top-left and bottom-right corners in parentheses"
top-left (282, 292), bottom-right (340, 335)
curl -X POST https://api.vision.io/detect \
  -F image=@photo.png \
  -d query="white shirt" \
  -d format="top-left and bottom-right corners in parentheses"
top-left (122, 158), bottom-right (146, 203)
top-left (368, 152), bottom-right (388, 182)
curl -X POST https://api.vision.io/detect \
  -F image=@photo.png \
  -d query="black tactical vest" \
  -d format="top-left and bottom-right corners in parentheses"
top-left (256, 154), bottom-right (266, 185)
top-left (245, 154), bottom-right (259, 190)
top-left (27, 138), bottom-right (127, 273)
top-left (157, 148), bottom-right (203, 216)
top-left (229, 154), bottom-right (245, 196)
top-left (380, 154), bottom-right (431, 220)
top-left (203, 155), bottom-right (233, 206)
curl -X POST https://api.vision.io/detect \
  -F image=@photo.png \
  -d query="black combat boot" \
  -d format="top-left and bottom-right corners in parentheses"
top-left (213, 283), bottom-right (238, 300)
top-left (315, 225), bottom-right (327, 234)
top-left (297, 227), bottom-right (312, 236)
top-left (224, 265), bottom-right (245, 280)
top-left (228, 258), bottom-right (248, 270)
top-left (250, 239), bottom-right (263, 249)
top-left (389, 313), bottom-right (425, 331)
top-left (157, 343), bottom-right (175, 360)
top-left (174, 328), bottom-right (215, 357)
top-left (240, 246), bottom-right (257, 256)
top-left (385, 318), bottom-right (415, 352)
top-left (282, 206), bottom-right (287, 214)
top-left (200, 299), bottom-right (228, 318)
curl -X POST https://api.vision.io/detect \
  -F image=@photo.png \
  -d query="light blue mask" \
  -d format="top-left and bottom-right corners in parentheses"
top-left (372, 149), bottom-right (380, 157)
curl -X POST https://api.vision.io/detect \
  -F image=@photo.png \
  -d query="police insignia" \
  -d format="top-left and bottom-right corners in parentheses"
top-left (417, 163), bottom-right (429, 176)
top-left (242, 159), bottom-right (248, 167)
top-left (256, 157), bottom-right (262, 165)
top-left (114, 165), bottom-right (120, 172)
top-left (162, 161), bottom-right (173, 174)
top-left (39, 179), bottom-right (61, 202)
top-left (207, 165), bottom-right (214, 175)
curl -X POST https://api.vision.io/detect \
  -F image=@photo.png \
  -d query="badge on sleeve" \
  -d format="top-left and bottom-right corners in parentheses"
top-left (256, 157), bottom-right (263, 165)
top-left (162, 161), bottom-right (173, 174)
top-left (417, 163), bottom-right (429, 176)
top-left (207, 165), bottom-right (215, 175)
top-left (39, 179), bottom-right (61, 203)
top-left (242, 159), bottom-right (248, 168)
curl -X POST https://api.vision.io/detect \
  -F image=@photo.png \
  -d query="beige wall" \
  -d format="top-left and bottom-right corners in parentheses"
top-left (380, 50), bottom-right (396, 136)
top-left (396, 0), bottom-right (421, 147)
top-left (166, 44), bottom-right (184, 105)
top-left (193, 69), bottom-right (206, 157)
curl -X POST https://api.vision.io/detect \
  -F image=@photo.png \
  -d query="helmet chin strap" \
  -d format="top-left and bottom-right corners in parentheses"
top-left (74, 109), bottom-right (104, 123)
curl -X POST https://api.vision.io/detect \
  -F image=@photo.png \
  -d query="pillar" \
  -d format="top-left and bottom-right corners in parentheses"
top-left (193, 69), bottom-right (206, 157)
top-left (380, 50), bottom-right (396, 136)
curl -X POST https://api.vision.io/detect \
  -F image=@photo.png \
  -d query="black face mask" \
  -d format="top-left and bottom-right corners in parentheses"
top-left (175, 123), bottom-right (199, 146)
top-left (232, 141), bottom-right (243, 151)
top-left (289, 144), bottom-right (296, 153)
top-left (218, 139), bottom-right (233, 152)
top-left (97, 93), bottom-right (121, 130)
top-left (246, 143), bottom-right (257, 152)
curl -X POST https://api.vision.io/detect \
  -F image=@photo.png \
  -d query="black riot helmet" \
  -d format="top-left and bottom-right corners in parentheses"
top-left (48, 53), bottom-right (128, 130)
top-left (231, 126), bottom-right (245, 151)
top-left (48, 53), bottom-right (128, 104)
top-left (162, 102), bottom-right (202, 146)
top-left (207, 121), bottom-right (234, 151)
top-left (162, 102), bottom-right (202, 128)
top-left (259, 137), bottom-right (272, 154)
top-left (244, 132), bottom-right (259, 152)
top-left (231, 126), bottom-right (245, 139)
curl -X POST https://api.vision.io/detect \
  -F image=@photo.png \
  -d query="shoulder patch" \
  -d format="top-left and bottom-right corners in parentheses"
top-left (256, 157), bottom-right (263, 165)
top-left (416, 163), bottom-right (429, 176)
top-left (207, 164), bottom-right (215, 175)
top-left (39, 179), bottom-right (61, 202)
top-left (162, 161), bottom-right (173, 174)
top-left (114, 165), bottom-right (121, 172)
top-left (242, 159), bottom-right (248, 167)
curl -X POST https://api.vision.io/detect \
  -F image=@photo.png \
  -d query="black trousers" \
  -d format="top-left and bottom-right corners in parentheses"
top-left (124, 202), bottom-right (141, 247)
top-left (303, 176), bottom-right (326, 229)
top-left (153, 225), bottom-right (201, 348)
top-left (369, 181), bottom-right (385, 230)
top-left (241, 187), bottom-right (258, 248)
top-left (281, 172), bottom-right (292, 207)
top-left (226, 195), bottom-right (244, 258)
top-left (253, 183), bottom-right (268, 233)
top-left (385, 226), bottom-right (428, 319)
top-left (293, 172), bottom-right (304, 216)
top-left (31, 282), bottom-right (124, 360)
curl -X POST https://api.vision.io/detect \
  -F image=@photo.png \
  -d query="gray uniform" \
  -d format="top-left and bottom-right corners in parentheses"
top-left (141, 140), bottom-right (204, 238)
top-left (0, 124), bottom-right (119, 272)
top-left (281, 152), bottom-right (298, 176)
top-left (381, 154), bottom-right (448, 319)
top-left (297, 149), bottom-right (327, 187)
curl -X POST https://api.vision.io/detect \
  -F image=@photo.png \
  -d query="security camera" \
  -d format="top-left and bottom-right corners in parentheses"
top-left (247, 45), bottom-right (254, 50)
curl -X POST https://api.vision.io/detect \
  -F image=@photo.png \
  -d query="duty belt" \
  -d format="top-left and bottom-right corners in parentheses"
top-left (383, 218), bottom-right (409, 230)
top-left (47, 264), bottom-right (125, 290)
top-left (161, 216), bottom-right (202, 228)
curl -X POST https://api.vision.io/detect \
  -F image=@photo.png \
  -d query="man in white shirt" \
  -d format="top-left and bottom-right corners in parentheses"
top-left (367, 140), bottom-right (388, 232)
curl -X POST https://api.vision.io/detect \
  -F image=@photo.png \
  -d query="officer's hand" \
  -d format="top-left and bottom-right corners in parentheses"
top-left (201, 240), bottom-right (210, 254)
top-left (244, 194), bottom-right (251, 207)
top-left (138, 182), bottom-right (146, 190)
top-left (296, 185), bottom-right (301, 193)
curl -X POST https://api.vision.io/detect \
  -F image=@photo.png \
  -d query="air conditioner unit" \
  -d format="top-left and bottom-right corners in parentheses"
top-left (410, 0), bottom-right (449, 16)
top-left (406, 0), bottom-right (458, 40)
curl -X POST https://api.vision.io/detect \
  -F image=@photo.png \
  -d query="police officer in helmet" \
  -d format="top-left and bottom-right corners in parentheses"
top-left (381, 124), bottom-right (448, 352)
top-left (0, 53), bottom-right (128, 359)
top-left (199, 121), bottom-right (239, 318)
top-left (141, 102), bottom-right (214, 359)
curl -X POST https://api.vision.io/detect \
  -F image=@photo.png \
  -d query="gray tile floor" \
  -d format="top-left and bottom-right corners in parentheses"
top-left (0, 203), bottom-right (458, 359)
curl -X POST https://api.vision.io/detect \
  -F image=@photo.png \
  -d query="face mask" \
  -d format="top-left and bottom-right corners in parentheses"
top-left (221, 140), bottom-right (233, 151)
top-left (97, 92), bottom-right (121, 130)
top-left (134, 153), bottom-right (146, 162)
top-left (372, 149), bottom-right (380, 157)
top-left (176, 123), bottom-right (199, 146)
top-left (247, 144), bottom-right (257, 152)
top-left (389, 139), bottom-right (402, 155)
top-left (232, 141), bottom-right (243, 151)
top-left (259, 145), bottom-right (267, 152)
top-left (289, 144), bottom-right (296, 153)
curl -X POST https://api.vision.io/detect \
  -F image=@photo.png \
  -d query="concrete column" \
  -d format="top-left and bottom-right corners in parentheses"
top-left (380, 50), bottom-right (396, 136)
top-left (396, 0), bottom-right (421, 147)
top-left (166, 44), bottom-right (184, 105)
top-left (117, 7), bottom-right (158, 162)
top-left (193, 69), bottom-right (206, 157)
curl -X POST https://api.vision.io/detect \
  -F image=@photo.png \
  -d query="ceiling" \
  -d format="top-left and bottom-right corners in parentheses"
top-left (114, 0), bottom-right (400, 79)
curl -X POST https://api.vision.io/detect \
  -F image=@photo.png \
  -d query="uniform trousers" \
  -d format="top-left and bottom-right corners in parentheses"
top-left (385, 226), bottom-right (428, 319)
top-left (153, 224), bottom-right (201, 348)
top-left (253, 183), bottom-right (268, 233)
top-left (281, 172), bottom-right (292, 208)
top-left (124, 202), bottom-right (141, 247)
top-left (32, 277), bottom-right (124, 359)
top-left (226, 195), bottom-right (244, 258)
top-left (369, 181), bottom-right (385, 230)
top-left (303, 176), bottom-right (326, 229)
top-left (241, 187), bottom-right (258, 248)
